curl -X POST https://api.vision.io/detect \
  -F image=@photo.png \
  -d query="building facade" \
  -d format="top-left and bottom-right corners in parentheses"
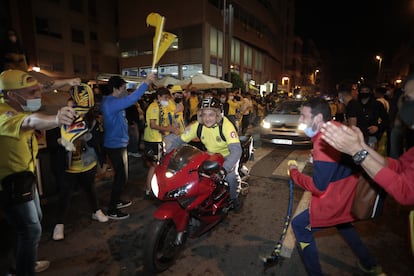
top-left (1, 0), bottom-right (119, 80)
top-left (118, 0), bottom-right (295, 91)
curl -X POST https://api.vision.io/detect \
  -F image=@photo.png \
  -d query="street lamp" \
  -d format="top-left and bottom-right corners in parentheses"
top-left (375, 55), bottom-right (382, 82)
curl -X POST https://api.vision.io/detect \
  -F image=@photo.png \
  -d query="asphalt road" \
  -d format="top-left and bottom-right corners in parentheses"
top-left (0, 137), bottom-right (413, 275)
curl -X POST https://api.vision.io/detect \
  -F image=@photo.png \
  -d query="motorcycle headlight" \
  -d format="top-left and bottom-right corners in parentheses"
top-left (165, 171), bottom-right (174, 178)
top-left (151, 174), bottom-right (159, 197)
top-left (166, 183), bottom-right (193, 199)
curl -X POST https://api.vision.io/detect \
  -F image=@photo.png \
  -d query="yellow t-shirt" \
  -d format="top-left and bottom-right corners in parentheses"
top-left (189, 96), bottom-right (199, 118)
top-left (227, 99), bottom-right (241, 116)
top-left (0, 103), bottom-right (37, 190)
top-left (144, 101), bottom-right (163, 142)
top-left (180, 117), bottom-right (239, 157)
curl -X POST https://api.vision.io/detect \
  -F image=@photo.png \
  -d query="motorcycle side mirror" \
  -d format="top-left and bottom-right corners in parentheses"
top-left (199, 160), bottom-right (220, 175)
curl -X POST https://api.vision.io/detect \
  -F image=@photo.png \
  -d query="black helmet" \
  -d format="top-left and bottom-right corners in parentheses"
top-left (200, 97), bottom-right (222, 110)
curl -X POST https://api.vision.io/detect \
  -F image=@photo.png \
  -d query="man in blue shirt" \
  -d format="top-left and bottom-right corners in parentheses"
top-left (100, 73), bottom-right (154, 219)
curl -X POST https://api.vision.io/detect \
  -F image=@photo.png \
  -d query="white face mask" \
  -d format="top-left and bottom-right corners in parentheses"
top-left (21, 98), bottom-right (42, 112)
top-left (160, 100), bottom-right (169, 107)
top-left (14, 92), bottom-right (42, 112)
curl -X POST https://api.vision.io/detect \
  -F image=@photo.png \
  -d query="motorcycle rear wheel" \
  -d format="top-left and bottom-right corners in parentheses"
top-left (143, 219), bottom-right (184, 273)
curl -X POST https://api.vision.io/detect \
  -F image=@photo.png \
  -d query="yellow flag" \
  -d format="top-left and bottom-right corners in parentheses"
top-left (154, 31), bottom-right (176, 65)
top-left (146, 13), bottom-right (165, 69)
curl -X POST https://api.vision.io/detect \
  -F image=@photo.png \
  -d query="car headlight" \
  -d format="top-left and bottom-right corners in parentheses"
top-left (166, 183), bottom-right (193, 199)
top-left (298, 123), bottom-right (307, 131)
top-left (151, 174), bottom-right (159, 197)
top-left (262, 120), bottom-right (271, 129)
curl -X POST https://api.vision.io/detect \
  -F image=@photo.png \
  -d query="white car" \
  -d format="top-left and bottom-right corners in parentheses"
top-left (260, 100), bottom-right (311, 146)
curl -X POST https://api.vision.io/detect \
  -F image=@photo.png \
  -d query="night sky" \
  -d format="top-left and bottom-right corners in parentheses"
top-left (295, 0), bottom-right (414, 87)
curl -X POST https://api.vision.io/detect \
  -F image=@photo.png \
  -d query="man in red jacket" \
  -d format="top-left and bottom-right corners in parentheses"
top-left (288, 98), bottom-right (383, 275)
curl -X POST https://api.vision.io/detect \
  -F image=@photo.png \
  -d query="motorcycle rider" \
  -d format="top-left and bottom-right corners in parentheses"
top-left (167, 97), bottom-right (243, 210)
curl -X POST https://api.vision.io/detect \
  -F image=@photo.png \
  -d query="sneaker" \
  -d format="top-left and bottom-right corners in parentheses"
top-left (357, 261), bottom-right (386, 275)
top-left (128, 152), bottom-right (142, 158)
top-left (92, 209), bottom-right (108, 222)
top-left (107, 209), bottom-right (130, 220)
top-left (115, 200), bottom-right (132, 209)
top-left (52, 224), bottom-right (64, 241)
top-left (35, 260), bottom-right (50, 273)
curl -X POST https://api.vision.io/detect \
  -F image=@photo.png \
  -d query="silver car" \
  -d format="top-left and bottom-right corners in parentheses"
top-left (260, 100), bottom-right (311, 146)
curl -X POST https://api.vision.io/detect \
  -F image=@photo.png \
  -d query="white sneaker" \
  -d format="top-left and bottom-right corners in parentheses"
top-left (53, 224), bottom-right (64, 241)
top-left (35, 260), bottom-right (50, 272)
top-left (92, 209), bottom-right (109, 222)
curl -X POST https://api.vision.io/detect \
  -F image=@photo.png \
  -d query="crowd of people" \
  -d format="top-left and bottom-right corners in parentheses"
top-left (287, 78), bottom-right (414, 275)
top-left (1, 27), bottom-right (413, 276)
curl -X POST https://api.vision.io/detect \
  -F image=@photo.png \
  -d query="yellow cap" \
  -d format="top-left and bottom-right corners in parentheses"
top-left (169, 85), bottom-right (183, 94)
top-left (0, 70), bottom-right (39, 91)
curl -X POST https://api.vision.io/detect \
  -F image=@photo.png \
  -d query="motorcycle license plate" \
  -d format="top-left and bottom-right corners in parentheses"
top-left (272, 139), bottom-right (293, 145)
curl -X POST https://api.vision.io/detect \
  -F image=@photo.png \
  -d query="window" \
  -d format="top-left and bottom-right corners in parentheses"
top-left (90, 31), bottom-right (97, 40)
top-left (210, 27), bottom-right (217, 56)
top-left (88, 0), bottom-right (96, 16)
top-left (138, 67), bottom-right (153, 77)
top-left (38, 50), bottom-right (64, 72)
top-left (244, 45), bottom-right (252, 68)
top-left (70, 0), bottom-right (82, 12)
top-left (158, 64), bottom-right (179, 78)
top-left (72, 28), bottom-right (84, 44)
top-left (35, 17), bottom-right (62, 38)
top-left (122, 68), bottom-right (139, 76)
top-left (73, 55), bottom-right (86, 74)
top-left (182, 64), bottom-right (202, 79)
top-left (231, 38), bottom-right (240, 64)
top-left (255, 51), bottom-right (262, 71)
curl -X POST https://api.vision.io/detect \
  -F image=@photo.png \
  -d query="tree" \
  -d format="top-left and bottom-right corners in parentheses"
top-left (225, 72), bottom-right (245, 93)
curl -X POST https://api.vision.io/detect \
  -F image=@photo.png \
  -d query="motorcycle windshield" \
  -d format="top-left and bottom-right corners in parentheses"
top-left (168, 145), bottom-right (202, 172)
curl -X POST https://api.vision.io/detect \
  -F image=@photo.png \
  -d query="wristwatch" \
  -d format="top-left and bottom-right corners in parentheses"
top-left (352, 149), bottom-right (369, 165)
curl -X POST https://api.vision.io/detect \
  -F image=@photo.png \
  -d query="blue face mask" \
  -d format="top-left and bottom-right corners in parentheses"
top-left (304, 120), bottom-right (318, 138)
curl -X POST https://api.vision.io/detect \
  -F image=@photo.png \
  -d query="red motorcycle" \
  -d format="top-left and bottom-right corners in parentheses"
top-left (143, 136), bottom-right (253, 273)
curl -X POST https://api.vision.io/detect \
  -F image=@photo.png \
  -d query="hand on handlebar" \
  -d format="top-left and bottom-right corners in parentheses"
top-left (212, 169), bottom-right (227, 183)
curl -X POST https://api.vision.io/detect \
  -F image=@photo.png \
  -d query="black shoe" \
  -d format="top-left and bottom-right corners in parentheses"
top-left (115, 200), bottom-right (132, 209)
top-left (107, 209), bottom-right (130, 220)
top-left (229, 197), bottom-right (243, 213)
top-left (143, 190), bottom-right (156, 200)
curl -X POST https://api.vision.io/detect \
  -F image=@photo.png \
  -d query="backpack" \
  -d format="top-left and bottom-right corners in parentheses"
top-left (196, 122), bottom-right (226, 142)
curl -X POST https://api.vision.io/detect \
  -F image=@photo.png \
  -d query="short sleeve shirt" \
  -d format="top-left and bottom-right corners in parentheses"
top-left (0, 103), bottom-right (37, 187)
top-left (144, 101), bottom-right (163, 142)
top-left (180, 117), bottom-right (239, 157)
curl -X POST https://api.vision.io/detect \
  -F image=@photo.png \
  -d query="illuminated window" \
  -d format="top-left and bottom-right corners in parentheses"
top-left (182, 64), bottom-right (203, 79)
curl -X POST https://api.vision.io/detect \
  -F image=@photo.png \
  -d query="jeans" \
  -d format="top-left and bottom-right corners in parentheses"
top-left (127, 123), bottom-right (139, 153)
top-left (1, 188), bottom-right (42, 276)
top-left (225, 160), bottom-right (240, 200)
top-left (292, 209), bottom-right (376, 275)
top-left (105, 147), bottom-right (128, 211)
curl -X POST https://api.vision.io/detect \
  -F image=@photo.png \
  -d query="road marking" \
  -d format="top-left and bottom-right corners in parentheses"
top-left (272, 149), bottom-right (311, 178)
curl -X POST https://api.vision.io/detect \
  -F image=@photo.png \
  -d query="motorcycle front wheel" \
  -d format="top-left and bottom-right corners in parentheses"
top-left (143, 219), bottom-right (184, 273)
